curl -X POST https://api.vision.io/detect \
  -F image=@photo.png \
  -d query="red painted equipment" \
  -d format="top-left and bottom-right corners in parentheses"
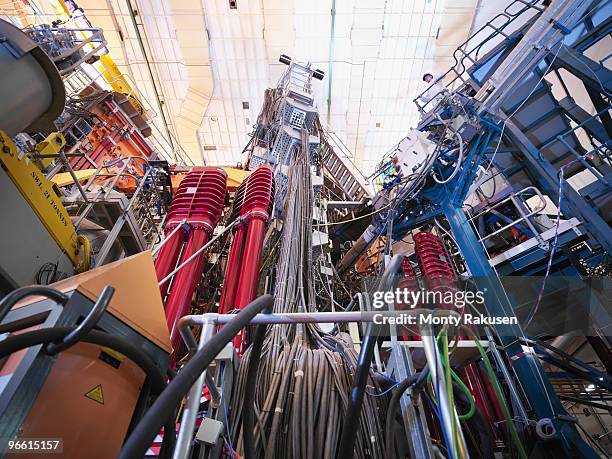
top-left (397, 258), bottom-right (419, 341)
top-left (154, 168), bottom-right (227, 360)
top-left (218, 165), bottom-right (274, 354)
top-left (218, 181), bottom-right (247, 313)
top-left (413, 230), bottom-right (504, 434)
top-left (413, 231), bottom-right (455, 308)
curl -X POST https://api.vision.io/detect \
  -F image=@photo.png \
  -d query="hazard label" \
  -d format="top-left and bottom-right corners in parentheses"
top-left (84, 384), bottom-right (104, 405)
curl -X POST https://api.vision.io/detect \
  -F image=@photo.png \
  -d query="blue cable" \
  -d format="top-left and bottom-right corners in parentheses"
top-left (423, 391), bottom-right (453, 457)
top-left (365, 382), bottom-right (399, 397)
top-left (220, 366), bottom-right (234, 458)
top-left (373, 369), bottom-right (399, 385)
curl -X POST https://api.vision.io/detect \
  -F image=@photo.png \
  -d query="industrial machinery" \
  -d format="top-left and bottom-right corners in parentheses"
top-left (0, 0), bottom-right (610, 458)
top-left (0, 252), bottom-right (172, 458)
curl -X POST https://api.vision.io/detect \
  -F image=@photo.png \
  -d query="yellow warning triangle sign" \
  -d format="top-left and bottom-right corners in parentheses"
top-left (84, 384), bottom-right (104, 405)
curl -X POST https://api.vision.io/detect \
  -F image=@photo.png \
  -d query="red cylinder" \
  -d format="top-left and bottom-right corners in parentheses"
top-left (415, 230), bottom-right (505, 439)
top-left (397, 258), bottom-right (419, 341)
top-left (217, 165), bottom-right (274, 354)
top-left (414, 231), bottom-right (456, 309)
top-left (156, 168), bottom-right (227, 362)
top-left (462, 364), bottom-right (504, 439)
top-left (219, 224), bottom-right (247, 314)
top-left (155, 229), bottom-right (185, 300)
top-left (234, 218), bottom-right (267, 308)
top-left (166, 227), bottom-right (210, 354)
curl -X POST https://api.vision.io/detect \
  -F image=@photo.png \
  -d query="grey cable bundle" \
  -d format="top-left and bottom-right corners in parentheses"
top-left (230, 129), bottom-right (387, 458)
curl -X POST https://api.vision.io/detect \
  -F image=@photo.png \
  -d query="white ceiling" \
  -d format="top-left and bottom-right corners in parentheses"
top-left (12, 0), bottom-right (487, 174)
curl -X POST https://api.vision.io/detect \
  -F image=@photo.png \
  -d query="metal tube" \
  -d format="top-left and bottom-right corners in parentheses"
top-left (178, 309), bottom-right (460, 334)
top-left (421, 331), bottom-right (469, 459)
top-left (486, 328), bottom-right (530, 421)
top-left (172, 308), bottom-right (461, 459)
top-left (158, 220), bottom-right (237, 287)
top-left (59, 149), bottom-right (89, 203)
top-left (165, 228), bottom-right (210, 360)
top-left (172, 319), bottom-right (215, 459)
top-left (218, 224), bottom-right (246, 313)
top-left (152, 219), bottom-right (186, 256)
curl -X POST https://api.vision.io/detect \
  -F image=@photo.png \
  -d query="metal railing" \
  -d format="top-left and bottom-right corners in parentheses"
top-left (173, 307), bottom-right (461, 459)
top-left (25, 25), bottom-right (108, 76)
top-left (539, 106), bottom-right (612, 183)
top-left (70, 156), bottom-right (168, 261)
top-left (59, 61), bottom-right (195, 167)
top-left (470, 186), bottom-right (549, 249)
top-left (414, 0), bottom-right (543, 114)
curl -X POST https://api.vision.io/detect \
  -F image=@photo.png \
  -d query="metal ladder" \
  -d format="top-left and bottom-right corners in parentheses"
top-left (320, 134), bottom-right (372, 202)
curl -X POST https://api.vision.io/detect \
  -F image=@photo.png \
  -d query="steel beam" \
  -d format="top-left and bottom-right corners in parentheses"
top-left (441, 201), bottom-right (598, 458)
top-left (552, 43), bottom-right (612, 95)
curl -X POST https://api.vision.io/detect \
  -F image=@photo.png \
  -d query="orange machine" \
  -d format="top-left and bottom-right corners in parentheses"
top-left (63, 90), bottom-right (154, 192)
top-left (0, 252), bottom-right (171, 459)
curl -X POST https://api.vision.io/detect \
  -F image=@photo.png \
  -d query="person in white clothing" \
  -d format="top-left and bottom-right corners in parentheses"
top-left (421, 73), bottom-right (447, 109)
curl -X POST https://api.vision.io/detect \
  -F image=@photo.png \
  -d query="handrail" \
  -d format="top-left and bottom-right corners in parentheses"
top-left (413, 0), bottom-right (543, 114)
top-left (72, 155), bottom-right (168, 250)
top-left (470, 186), bottom-right (548, 247)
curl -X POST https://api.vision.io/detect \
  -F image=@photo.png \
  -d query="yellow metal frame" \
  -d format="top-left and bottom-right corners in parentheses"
top-left (0, 131), bottom-right (87, 268)
top-left (52, 0), bottom-right (141, 109)
top-left (35, 132), bottom-right (66, 167)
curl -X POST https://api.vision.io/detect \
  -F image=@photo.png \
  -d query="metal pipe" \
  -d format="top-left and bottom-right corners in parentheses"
top-left (158, 220), bottom-right (237, 287)
top-left (152, 219), bottom-right (187, 256)
top-left (486, 328), bottom-right (530, 421)
top-left (59, 149), bottom-right (89, 203)
top-left (165, 227), bottom-right (210, 359)
top-left (172, 319), bottom-right (215, 459)
top-left (174, 307), bottom-right (463, 458)
top-left (218, 224), bottom-right (246, 313)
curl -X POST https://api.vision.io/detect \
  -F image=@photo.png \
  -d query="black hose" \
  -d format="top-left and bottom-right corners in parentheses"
top-left (0, 327), bottom-right (166, 394)
top-left (338, 255), bottom-right (403, 458)
top-left (452, 381), bottom-right (494, 459)
top-left (0, 286), bottom-right (69, 322)
top-left (338, 323), bottom-right (378, 458)
top-left (243, 320), bottom-right (268, 459)
top-left (384, 371), bottom-right (426, 458)
top-left (46, 285), bottom-right (114, 355)
top-left (119, 294), bottom-right (273, 459)
top-left (158, 408), bottom-right (178, 459)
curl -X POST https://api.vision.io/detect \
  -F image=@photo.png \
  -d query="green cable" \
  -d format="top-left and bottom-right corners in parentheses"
top-left (426, 369), bottom-right (476, 421)
top-left (460, 326), bottom-right (528, 459)
top-left (428, 329), bottom-right (477, 421)
top-left (452, 372), bottom-right (476, 420)
top-left (443, 332), bottom-right (460, 457)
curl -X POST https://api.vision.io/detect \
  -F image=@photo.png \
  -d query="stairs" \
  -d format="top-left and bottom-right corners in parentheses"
top-left (320, 134), bottom-right (372, 202)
